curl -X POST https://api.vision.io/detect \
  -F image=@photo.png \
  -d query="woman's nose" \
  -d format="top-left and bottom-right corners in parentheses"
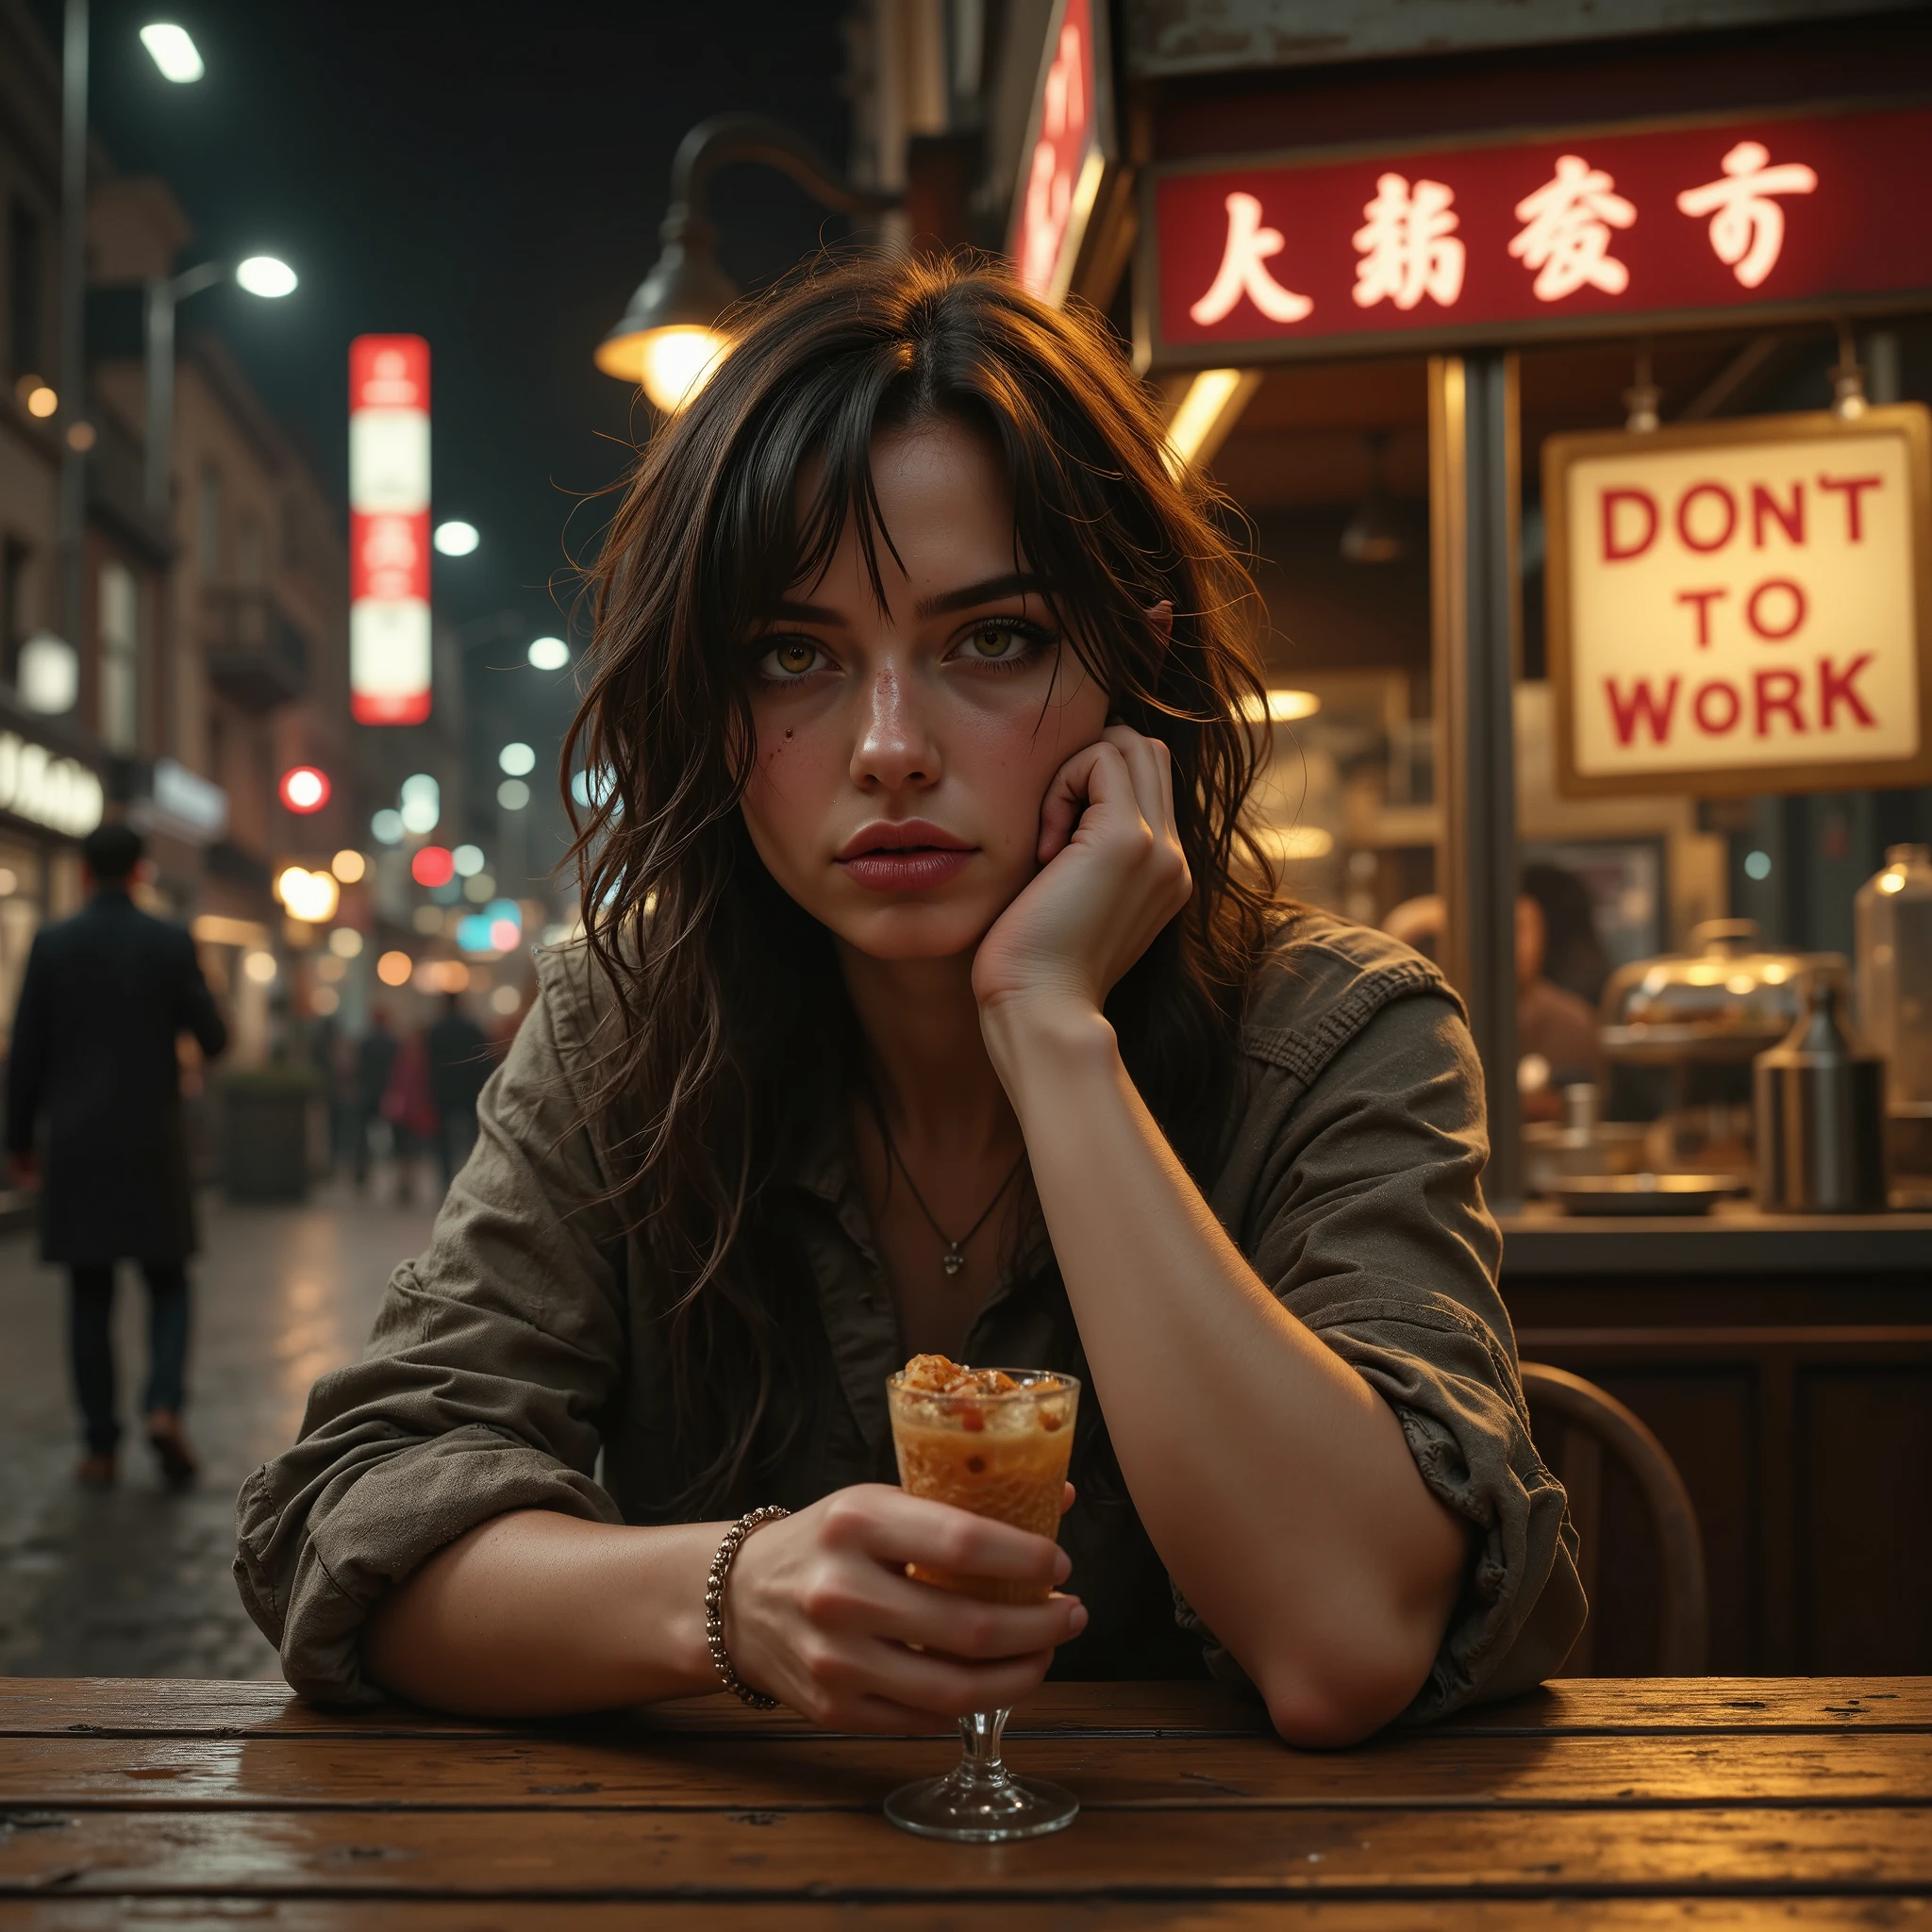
top-left (851, 662), bottom-right (940, 791)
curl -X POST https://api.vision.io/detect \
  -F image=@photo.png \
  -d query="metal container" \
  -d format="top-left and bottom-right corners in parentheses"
top-left (1753, 980), bottom-right (1889, 1213)
top-left (1601, 920), bottom-right (1840, 1066)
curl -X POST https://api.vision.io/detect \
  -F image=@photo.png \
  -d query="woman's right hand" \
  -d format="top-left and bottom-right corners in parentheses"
top-left (724, 1484), bottom-right (1086, 1731)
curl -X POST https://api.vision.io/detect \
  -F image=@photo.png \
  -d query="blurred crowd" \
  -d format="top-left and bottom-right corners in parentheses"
top-left (316, 993), bottom-right (514, 1207)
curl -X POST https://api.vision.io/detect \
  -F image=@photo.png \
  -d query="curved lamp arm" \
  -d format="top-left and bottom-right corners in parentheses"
top-left (670, 113), bottom-right (903, 225)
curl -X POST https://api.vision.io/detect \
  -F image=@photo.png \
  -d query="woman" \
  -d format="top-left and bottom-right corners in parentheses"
top-left (237, 256), bottom-right (1583, 1745)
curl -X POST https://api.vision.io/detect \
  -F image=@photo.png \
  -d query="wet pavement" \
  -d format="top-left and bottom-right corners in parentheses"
top-left (0, 1176), bottom-right (438, 1680)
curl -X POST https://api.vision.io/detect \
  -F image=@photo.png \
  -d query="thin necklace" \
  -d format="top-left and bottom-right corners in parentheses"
top-left (874, 1110), bottom-right (1027, 1285)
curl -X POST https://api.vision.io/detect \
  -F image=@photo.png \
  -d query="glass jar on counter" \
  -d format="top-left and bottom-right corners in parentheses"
top-left (1856, 844), bottom-right (1932, 1203)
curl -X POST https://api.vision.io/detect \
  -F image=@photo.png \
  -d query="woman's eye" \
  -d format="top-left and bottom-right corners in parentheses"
top-left (759, 640), bottom-right (822, 679)
top-left (958, 623), bottom-right (1037, 664)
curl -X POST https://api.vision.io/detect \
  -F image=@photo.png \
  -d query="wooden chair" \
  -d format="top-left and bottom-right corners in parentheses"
top-left (1520, 1361), bottom-right (1709, 1674)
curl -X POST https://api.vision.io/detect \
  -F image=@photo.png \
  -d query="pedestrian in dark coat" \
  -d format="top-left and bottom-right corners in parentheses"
top-left (425, 992), bottom-right (490, 1187)
top-left (351, 1009), bottom-right (398, 1190)
top-left (4, 823), bottom-right (227, 1486)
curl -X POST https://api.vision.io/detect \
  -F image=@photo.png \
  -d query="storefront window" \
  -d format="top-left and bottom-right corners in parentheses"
top-left (1514, 321), bottom-right (1932, 1197)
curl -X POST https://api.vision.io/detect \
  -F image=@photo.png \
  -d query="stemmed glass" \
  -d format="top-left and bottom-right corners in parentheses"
top-left (883, 1367), bottom-right (1081, 1842)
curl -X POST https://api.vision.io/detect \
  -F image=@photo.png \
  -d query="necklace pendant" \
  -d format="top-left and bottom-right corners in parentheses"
top-left (941, 1243), bottom-right (966, 1280)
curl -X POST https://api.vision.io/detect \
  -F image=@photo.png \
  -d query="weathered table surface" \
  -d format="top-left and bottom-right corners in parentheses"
top-left (2, 1675), bottom-right (1929, 1927)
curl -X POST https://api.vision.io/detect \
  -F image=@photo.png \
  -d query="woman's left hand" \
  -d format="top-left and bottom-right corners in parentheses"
top-left (973, 724), bottom-right (1191, 1025)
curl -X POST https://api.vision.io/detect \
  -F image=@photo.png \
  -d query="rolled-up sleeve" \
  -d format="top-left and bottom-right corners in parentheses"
top-left (234, 950), bottom-right (629, 1705)
top-left (1208, 982), bottom-right (1587, 1720)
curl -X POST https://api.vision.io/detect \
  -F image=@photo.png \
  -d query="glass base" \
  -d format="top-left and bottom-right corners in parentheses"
top-left (884, 1768), bottom-right (1078, 1842)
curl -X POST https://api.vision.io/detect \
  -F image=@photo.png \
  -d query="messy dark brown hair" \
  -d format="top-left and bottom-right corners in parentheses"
top-left (563, 252), bottom-right (1277, 1511)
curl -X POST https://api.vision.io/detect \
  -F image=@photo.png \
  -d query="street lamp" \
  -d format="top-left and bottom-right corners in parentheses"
top-left (596, 114), bottom-right (900, 414)
top-left (139, 23), bottom-right (203, 82)
top-left (144, 257), bottom-right (297, 512)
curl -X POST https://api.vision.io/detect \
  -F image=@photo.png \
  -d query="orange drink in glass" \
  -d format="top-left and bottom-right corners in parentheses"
top-left (883, 1357), bottom-right (1081, 1841)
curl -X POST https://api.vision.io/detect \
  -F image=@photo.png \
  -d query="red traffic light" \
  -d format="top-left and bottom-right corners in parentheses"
top-left (410, 844), bottom-right (455, 888)
top-left (278, 765), bottom-right (331, 813)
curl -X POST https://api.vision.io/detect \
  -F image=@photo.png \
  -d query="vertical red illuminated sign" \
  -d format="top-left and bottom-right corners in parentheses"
top-left (1008, 0), bottom-right (1111, 306)
top-left (349, 335), bottom-right (431, 724)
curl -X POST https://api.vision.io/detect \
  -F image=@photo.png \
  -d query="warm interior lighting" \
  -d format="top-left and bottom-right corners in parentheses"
top-left (1880, 870), bottom-right (1907, 894)
top-left (375, 950), bottom-right (413, 987)
top-left (327, 926), bottom-right (364, 958)
top-left (25, 383), bottom-right (57, 419)
top-left (140, 23), bottom-right (204, 81)
top-left (1163, 368), bottom-right (1259, 475)
top-left (242, 949), bottom-right (278, 984)
top-left (596, 324), bottom-right (731, 415)
top-left (1254, 824), bottom-right (1337, 861)
top-left (1241, 689), bottom-right (1323, 724)
top-left (235, 256), bottom-right (297, 298)
top-left (330, 849), bottom-right (366, 884)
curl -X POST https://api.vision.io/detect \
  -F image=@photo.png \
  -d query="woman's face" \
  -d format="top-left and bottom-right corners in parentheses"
top-left (738, 417), bottom-right (1109, 962)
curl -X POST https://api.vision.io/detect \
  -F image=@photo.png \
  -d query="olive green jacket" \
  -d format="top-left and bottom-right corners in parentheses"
top-left (236, 910), bottom-right (1586, 1712)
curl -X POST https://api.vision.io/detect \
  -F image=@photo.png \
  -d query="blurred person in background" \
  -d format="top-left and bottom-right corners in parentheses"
top-left (380, 1023), bottom-right (440, 1206)
top-left (352, 1010), bottom-right (399, 1191)
top-left (5, 823), bottom-right (227, 1486)
top-left (1516, 887), bottom-right (1605, 1123)
top-left (426, 992), bottom-right (490, 1186)
top-left (1520, 863), bottom-right (1611, 1008)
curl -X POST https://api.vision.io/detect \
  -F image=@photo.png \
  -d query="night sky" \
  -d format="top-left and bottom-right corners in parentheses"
top-left (28, 0), bottom-right (854, 855)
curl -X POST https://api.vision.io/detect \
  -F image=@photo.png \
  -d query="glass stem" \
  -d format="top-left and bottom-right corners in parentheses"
top-left (956, 1707), bottom-right (1012, 1788)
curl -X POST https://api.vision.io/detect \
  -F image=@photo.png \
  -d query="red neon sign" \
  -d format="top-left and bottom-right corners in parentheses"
top-left (349, 335), bottom-right (432, 725)
top-left (1008, 0), bottom-right (1107, 305)
top-left (1145, 106), bottom-right (1932, 366)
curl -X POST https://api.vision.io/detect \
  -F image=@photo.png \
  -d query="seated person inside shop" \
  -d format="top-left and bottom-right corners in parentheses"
top-left (237, 257), bottom-right (1585, 1745)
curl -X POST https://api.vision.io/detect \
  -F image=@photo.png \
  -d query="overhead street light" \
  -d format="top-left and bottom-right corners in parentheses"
top-left (144, 255), bottom-right (298, 513)
top-left (527, 636), bottom-right (570, 671)
top-left (596, 115), bottom-right (901, 415)
top-left (433, 520), bottom-right (480, 557)
top-left (140, 22), bottom-right (203, 81)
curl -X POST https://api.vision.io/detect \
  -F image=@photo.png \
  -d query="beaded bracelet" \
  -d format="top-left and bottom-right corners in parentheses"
top-left (704, 1506), bottom-right (791, 1709)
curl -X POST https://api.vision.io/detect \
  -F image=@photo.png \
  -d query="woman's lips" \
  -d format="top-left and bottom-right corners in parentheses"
top-left (838, 847), bottom-right (974, 892)
top-left (837, 822), bottom-right (975, 893)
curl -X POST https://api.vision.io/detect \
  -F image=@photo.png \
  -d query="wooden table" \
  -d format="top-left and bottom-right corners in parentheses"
top-left (2, 1676), bottom-right (1928, 1926)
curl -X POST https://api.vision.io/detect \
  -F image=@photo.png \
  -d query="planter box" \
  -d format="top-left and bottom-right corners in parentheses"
top-left (222, 1083), bottom-right (321, 1204)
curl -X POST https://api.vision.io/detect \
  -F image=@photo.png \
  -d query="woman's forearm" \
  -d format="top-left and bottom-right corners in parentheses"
top-left (363, 1509), bottom-right (725, 1716)
top-left (984, 996), bottom-right (1467, 1745)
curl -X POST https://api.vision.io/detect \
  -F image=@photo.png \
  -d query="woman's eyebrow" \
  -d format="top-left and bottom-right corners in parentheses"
top-left (916, 572), bottom-right (1045, 618)
top-left (763, 598), bottom-right (846, 625)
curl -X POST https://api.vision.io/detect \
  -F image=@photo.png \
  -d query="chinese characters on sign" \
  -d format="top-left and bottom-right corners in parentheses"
top-left (349, 336), bottom-right (432, 726)
top-left (1148, 107), bottom-right (1932, 362)
top-left (1675, 140), bottom-right (1817, 290)
top-left (1544, 409), bottom-right (1932, 798)
top-left (1008, 0), bottom-right (1109, 305)
top-left (1507, 155), bottom-right (1635, 300)
top-left (1352, 175), bottom-right (1464, 311)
